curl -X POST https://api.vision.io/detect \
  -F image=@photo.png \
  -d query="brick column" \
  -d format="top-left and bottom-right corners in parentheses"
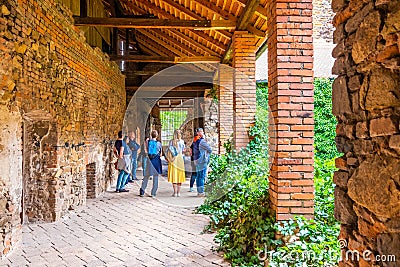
top-left (218, 64), bottom-right (234, 153)
top-left (267, 0), bottom-right (314, 221)
top-left (232, 31), bottom-right (257, 150)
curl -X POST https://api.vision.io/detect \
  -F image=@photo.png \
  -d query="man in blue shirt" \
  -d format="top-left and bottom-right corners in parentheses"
top-left (192, 128), bottom-right (212, 196)
top-left (126, 131), bottom-right (140, 181)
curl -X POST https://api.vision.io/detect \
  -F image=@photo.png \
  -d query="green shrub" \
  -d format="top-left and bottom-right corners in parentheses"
top-left (199, 79), bottom-right (340, 266)
top-left (314, 78), bottom-right (340, 160)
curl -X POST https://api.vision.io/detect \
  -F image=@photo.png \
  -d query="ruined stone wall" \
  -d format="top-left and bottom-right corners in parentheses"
top-left (313, 0), bottom-right (335, 42)
top-left (0, 0), bottom-right (125, 257)
top-left (332, 0), bottom-right (400, 266)
top-left (202, 94), bottom-right (219, 154)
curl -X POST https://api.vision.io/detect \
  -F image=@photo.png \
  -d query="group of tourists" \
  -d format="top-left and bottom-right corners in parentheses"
top-left (113, 127), bottom-right (212, 198)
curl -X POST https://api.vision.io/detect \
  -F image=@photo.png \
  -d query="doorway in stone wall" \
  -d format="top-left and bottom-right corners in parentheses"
top-left (22, 111), bottom-right (58, 223)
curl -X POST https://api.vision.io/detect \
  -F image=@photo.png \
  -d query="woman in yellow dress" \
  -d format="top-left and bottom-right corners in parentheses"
top-left (167, 130), bottom-right (186, 197)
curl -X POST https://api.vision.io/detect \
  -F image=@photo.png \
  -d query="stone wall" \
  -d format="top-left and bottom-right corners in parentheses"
top-left (332, 0), bottom-right (400, 266)
top-left (313, 0), bottom-right (335, 42)
top-left (202, 94), bottom-right (219, 153)
top-left (0, 0), bottom-right (125, 257)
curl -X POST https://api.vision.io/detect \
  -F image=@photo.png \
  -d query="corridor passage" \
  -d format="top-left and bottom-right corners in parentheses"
top-left (1, 177), bottom-right (228, 267)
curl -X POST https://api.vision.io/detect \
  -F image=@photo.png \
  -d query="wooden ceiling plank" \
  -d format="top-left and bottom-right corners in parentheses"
top-left (133, 0), bottom-right (227, 51)
top-left (159, 0), bottom-right (233, 39)
top-left (168, 29), bottom-right (220, 56)
top-left (136, 34), bottom-right (177, 57)
top-left (151, 29), bottom-right (202, 56)
top-left (192, 0), bottom-right (237, 22)
top-left (137, 29), bottom-right (186, 56)
top-left (124, 1), bottom-right (222, 59)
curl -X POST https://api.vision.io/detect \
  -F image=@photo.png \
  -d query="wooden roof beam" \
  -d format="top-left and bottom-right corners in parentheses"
top-left (149, 29), bottom-right (202, 56)
top-left (133, 0), bottom-right (227, 52)
top-left (191, 0), bottom-right (238, 22)
top-left (167, 29), bottom-right (220, 56)
top-left (74, 17), bottom-right (236, 29)
top-left (110, 55), bottom-right (221, 63)
top-left (136, 34), bottom-right (177, 57)
top-left (222, 0), bottom-right (260, 64)
top-left (159, 0), bottom-right (232, 39)
top-left (235, 0), bottom-right (268, 19)
top-left (120, 1), bottom-right (221, 56)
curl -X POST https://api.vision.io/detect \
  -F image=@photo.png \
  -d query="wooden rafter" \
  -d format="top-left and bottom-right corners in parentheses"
top-left (110, 54), bottom-right (221, 63)
top-left (222, 0), bottom-right (260, 64)
top-left (150, 29), bottom-right (202, 56)
top-left (136, 34), bottom-right (177, 56)
top-left (167, 29), bottom-right (220, 56)
top-left (235, 0), bottom-right (267, 19)
top-left (74, 17), bottom-right (236, 30)
top-left (191, 0), bottom-right (238, 22)
top-left (132, 0), bottom-right (227, 51)
top-left (126, 85), bottom-right (209, 91)
top-left (123, 70), bottom-right (214, 76)
top-left (137, 30), bottom-right (186, 56)
top-left (158, 0), bottom-right (232, 39)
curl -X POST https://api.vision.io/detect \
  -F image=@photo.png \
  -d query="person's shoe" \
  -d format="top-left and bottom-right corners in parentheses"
top-left (197, 193), bottom-right (206, 197)
top-left (115, 189), bottom-right (120, 193)
top-left (177, 193), bottom-right (181, 197)
top-left (172, 193), bottom-right (177, 197)
top-left (189, 188), bottom-right (194, 192)
top-left (151, 195), bottom-right (156, 198)
top-left (119, 189), bottom-right (130, 193)
top-left (139, 194), bottom-right (144, 197)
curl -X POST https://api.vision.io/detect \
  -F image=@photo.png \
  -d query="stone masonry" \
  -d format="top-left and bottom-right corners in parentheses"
top-left (0, 0), bottom-right (125, 258)
top-left (267, 0), bottom-right (315, 221)
top-left (332, 0), bottom-right (400, 266)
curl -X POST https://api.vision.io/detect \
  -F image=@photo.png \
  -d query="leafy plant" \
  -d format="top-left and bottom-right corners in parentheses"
top-left (199, 79), bottom-right (341, 266)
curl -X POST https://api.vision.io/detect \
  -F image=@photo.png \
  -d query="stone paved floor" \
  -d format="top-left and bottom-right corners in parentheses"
top-left (1, 173), bottom-right (229, 267)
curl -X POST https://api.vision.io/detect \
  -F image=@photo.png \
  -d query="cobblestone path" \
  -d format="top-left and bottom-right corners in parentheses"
top-left (1, 175), bottom-right (229, 267)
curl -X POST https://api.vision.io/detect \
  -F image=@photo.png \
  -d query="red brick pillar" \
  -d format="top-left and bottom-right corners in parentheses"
top-left (218, 64), bottom-right (234, 153)
top-left (267, 0), bottom-right (314, 221)
top-left (232, 31), bottom-right (257, 150)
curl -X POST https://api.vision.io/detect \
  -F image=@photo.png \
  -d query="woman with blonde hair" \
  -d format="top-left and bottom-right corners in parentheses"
top-left (167, 129), bottom-right (186, 197)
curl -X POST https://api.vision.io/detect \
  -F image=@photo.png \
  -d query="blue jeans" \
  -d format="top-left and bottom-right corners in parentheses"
top-left (196, 166), bottom-right (207, 194)
top-left (190, 172), bottom-right (196, 188)
top-left (140, 175), bottom-right (158, 196)
top-left (142, 155), bottom-right (147, 177)
top-left (116, 170), bottom-right (129, 191)
top-left (131, 155), bottom-right (138, 179)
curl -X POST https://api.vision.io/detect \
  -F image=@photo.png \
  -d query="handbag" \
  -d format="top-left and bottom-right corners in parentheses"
top-left (117, 157), bottom-right (125, 170)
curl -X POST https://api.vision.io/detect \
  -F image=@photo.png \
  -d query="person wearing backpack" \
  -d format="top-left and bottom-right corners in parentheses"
top-left (194, 128), bottom-right (212, 197)
top-left (140, 130), bottom-right (163, 197)
top-left (166, 130), bottom-right (186, 197)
